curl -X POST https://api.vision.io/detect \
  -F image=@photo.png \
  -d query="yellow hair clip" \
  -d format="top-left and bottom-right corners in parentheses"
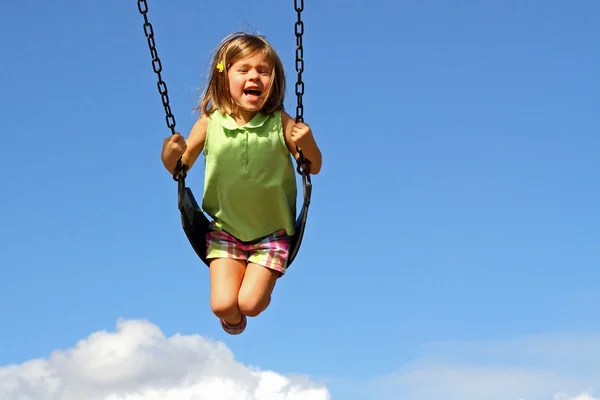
top-left (216, 61), bottom-right (225, 72)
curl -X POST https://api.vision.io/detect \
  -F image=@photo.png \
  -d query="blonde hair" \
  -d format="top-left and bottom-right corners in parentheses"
top-left (195, 32), bottom-right (286, 116)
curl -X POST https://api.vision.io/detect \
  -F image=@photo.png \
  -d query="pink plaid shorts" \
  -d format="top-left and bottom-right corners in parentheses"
top-left (205, 227), bottom-right (291, 274)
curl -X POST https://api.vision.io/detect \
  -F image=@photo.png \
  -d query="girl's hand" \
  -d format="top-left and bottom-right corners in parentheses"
top-left (290, 121), bottom-right (313, 149)
top-left (161, 133), bottom-right (187, 170)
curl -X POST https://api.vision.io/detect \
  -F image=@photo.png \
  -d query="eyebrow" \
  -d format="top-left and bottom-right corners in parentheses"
top-left (236, 60), bottom-right (272, 69)
top-left (238, 63), bottom-right (270, 69)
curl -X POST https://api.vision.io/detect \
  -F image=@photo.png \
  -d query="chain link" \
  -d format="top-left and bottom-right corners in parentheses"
top-left (137, 0), bottom-right (186, 181)
top-left (294, 0), bottom-right (305, 123)
top-left (294, 0), bottom-right (308, 175)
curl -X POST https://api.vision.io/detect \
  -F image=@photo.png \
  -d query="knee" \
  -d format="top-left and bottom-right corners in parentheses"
top-left (238, 292), bottom-right (270, 317)
top-left (210, 294), bottom-right (238, 319)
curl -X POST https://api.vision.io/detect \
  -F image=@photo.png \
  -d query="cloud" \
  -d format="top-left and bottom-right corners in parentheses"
top-left (555, 395), bottom-right (600, 400)
top-left (0, 319), bottom-right (331, 400)
top-left (3, 320), bottom-right (598, 400)
top-left (364, 333), bottom-right (600, 400)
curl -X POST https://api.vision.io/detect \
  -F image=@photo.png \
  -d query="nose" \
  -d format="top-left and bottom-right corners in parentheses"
top-left (249, 69), bottom-right (260, 80)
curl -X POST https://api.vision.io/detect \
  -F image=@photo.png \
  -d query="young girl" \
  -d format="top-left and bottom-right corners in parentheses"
top-left (160, 32), bottom-right (322, 335)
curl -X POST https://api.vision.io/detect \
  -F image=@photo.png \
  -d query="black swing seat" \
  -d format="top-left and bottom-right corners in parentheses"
top-left (177, 170), bottom-right (312, 269)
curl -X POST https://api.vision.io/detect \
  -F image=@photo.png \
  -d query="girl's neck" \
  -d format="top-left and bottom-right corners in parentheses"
top-left (231, 109), bottom-right (258, 127)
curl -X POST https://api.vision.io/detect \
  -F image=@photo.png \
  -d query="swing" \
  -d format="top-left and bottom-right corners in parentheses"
top-left (137, 0), bottom-right (312, 268)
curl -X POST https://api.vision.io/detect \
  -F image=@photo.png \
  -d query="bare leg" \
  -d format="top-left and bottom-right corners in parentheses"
top-left (237, 263), bottom-right (280, 317)
top-left (209, 258), bottom-right (246, 325)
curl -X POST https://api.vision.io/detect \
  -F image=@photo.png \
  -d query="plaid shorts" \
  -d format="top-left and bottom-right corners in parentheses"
top-left (205, 226), bottom-right (291, 274)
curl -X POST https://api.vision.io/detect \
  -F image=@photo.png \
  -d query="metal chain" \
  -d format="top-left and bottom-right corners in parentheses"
top-left (294, 0), bottom-right (305, 123)
top-left (294, 0), bottom-right (308, 175)
top-left (137, 0), bottom-right (186, 181)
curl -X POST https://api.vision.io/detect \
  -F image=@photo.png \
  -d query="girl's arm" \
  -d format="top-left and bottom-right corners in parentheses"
top-left (162, 114), bottom-right (209, 175)
top-left (181, 114), bottom-right (209, 171)
top-left (282, 111), bottom-right (322, 175)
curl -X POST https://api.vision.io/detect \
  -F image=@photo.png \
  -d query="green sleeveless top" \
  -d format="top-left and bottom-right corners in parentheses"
top-left (201, 110), bottom-right (297, 242)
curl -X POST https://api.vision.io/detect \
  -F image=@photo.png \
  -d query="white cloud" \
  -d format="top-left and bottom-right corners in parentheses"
top-left (364, 333), bottom-right (600, 400)
top-left (555, 394), bottom-right (600, 400)
top-left (3, 320), bottom-right (599, 400)
top-left (0, 319), bottom-right (331, 400)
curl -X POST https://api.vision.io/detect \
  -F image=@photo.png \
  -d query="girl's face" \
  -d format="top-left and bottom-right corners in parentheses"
top-left (227, 51), bottom-right (273, 121)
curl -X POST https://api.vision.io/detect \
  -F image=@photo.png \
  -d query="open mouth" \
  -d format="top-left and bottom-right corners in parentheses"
top-left (244, 88), bottom-right (262, 97)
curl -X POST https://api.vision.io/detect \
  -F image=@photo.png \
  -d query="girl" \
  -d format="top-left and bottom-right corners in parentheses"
top-left (160, 32), bottom-right (322, 335)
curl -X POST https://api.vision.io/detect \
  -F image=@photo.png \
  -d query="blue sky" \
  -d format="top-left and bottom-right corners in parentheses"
top-left (0, 1), bottom-right (599, 399)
